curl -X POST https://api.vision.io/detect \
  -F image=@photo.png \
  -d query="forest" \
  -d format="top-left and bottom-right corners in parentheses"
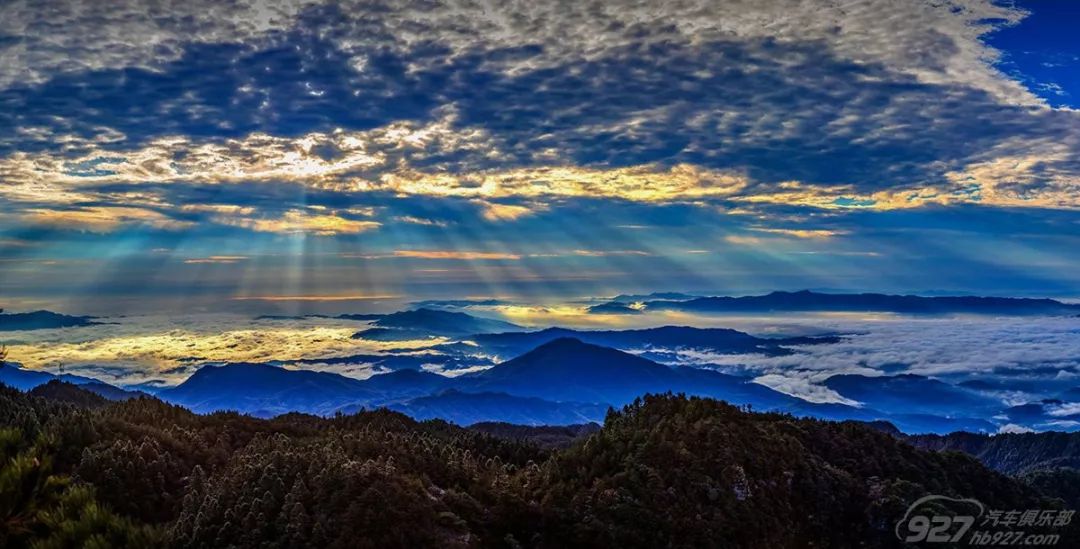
top-left (1, 377), bottom-right (1078, 548)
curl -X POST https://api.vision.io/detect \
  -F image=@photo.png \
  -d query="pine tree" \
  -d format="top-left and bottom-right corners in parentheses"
top-left (0, 429), bottom-right (157, 547)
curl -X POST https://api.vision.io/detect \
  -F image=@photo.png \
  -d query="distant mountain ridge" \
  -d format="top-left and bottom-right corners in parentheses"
top-left (0, 363), bottom-right (103, 391)
top-left (158, 362), bottom-right (380, 416)
top-left (386, 389), bottom-right (609, 426)
top-left (823, 373), bottom-right (1004, 417)
top-left (0, 364), bottom-right (148, 401)
top-left (0, 309), bottom-right (98, 331)
top-left (459, 337), bottom-right (796, 409)
top-left (153, 338), bottom-right (815, 420)
top-left (595, 290), bottom-right (1080, 315)
top-left (461, 325), bottom-right (835, 360)
top-left (353, 308), bottom-right (522, 341)
top-left (904, 430), bottom-right (1080, 475)
top-left (141, 337), bottom-right (997, 432)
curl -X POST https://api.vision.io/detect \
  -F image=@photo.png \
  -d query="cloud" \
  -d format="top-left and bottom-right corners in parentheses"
top-left (1046, 402), bottom-right (1080, 417)
top-left (5, 302), bottom-right (1078, 409)
top-left (230, 294), bottom-right (401, 302)
top-left (1, 313), bottom-right (420, 384)
top-left (0, 0), bottom-right (1077, 309)
top-left (0, 0), bottom-right (1037, 106)
top-left (722, 235), bottom-right (763, 246)
top-left (2, 0), bottom-right (1078, 240)
top-left (180, 204), bottom-right (257, 216)
top-left (0, 0), bottom-right (316, 91)
top-left (183, 256), bottom-right (249, 264)
top-left (997, 423), bottom-right (1035, 434)
top-left (21, 206), bottom-right (192, 232)
top-left (655, 315), bottom-right (1080, 404)
top-left (751, 373), bottom-right (860, 407)
top-left (389, 250), bottom-right (522, 260)
top-left (473, 200), bottom-right (536, 221)
top-left (751, 228), bottom-right (846, 239)
top-left (942, 140), bottom-right (1080, 209)
top-left (393, 216), bottom-right (449, 227)
top-left (215, 208), bottom-right (381, 235)
top-left (572, 249), bottom-right (651, 257)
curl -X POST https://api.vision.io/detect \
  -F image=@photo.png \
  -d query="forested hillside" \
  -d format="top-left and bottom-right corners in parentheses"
top-left (907, 430), bottom-right (1080, 475)
top-left (0, 381), bottom-right (1074, 548)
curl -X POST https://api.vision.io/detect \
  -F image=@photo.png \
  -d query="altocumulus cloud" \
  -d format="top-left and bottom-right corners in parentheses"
top-left (1, 0), bottom-right (1078, 239)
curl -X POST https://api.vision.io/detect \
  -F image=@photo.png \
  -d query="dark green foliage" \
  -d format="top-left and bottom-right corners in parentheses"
top-left (908, 430), bottom-right (1080, 474)
top-left (1022, 467), bottom-right (1080, 509)
top-left (469, 422), bottom-right (601, 449)
top-left (0, 428), bottom-right (158, 547)
top-left (521, 395), bottom-right (1048, 548)
top-left (0, 383), bottom-right (1072, 548)
top-left (30, 380), bottom-right (109, 409)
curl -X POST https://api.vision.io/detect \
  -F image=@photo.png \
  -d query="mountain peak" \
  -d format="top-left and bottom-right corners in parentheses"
top-left (355, 307), bottom-right (522, 341)
top-left (509, 337), bottom-right (656, 366)
top-left (532, 336), bottom-right (592, 351)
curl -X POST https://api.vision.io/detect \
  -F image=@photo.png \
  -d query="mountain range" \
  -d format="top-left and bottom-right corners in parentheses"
top-left (5, 300), bottom-right (1076, 433)
top-left (157, 362), bottom-right (382, 416)
top-left (903, 430), bottom-right (1080, 475)
top-left (823, 373), bottom-right (1005, 417)
top-left (352, 308), bottom-right (522, 340)
top-left (386, 389), bottom-right (609, 426)
top-left (591, 290), bottom-right (1080, 315)
top-left (0, 309), bottom-right (98, 331)
top-left (40, 338), bottom-right (996, 432)
top-left (454, 325), bottom-right (838, 360)
top-left (6, 321), bottom-right (1065, 433)
top-left (0, 363), bottom-right (103, 391)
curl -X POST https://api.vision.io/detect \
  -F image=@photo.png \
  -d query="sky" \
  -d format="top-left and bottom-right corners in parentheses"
top-left (1, 0), bottom-right (1079, 315)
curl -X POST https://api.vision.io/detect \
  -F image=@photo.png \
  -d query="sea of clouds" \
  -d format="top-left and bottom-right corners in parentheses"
top-left (3, 305), bottom-right (1077, 408)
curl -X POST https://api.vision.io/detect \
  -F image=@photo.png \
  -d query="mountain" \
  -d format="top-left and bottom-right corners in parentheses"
top-left (357, 368), bottom-right (453, 396)
top-left (0, 364), bottom-right (149, 403)
top-left (158, 363), bottom-right (453, 417)
top-left (0, 309), bottom-right (98, 331)
top-left (608, 292), bottom-right (701, 302)
top-left (150, 340), bottom-right (810, 422)
top-left (906, 430), bottom-right (1080, 475)
top-left (388, 389), bottom-right (609, 426)
top-left (624, 290), bottom-right (1080, 315)
top-left (29, 380), bottom-right (111, 408)
top-left (534, 394), bottom-right (1062, 547)
top-left (335, 313), bottom-right (386, 321)
top-left (352, 308), bottom-right (522, 341)
top-left (463, 325), bottom-right (826, 360)
top-left (461, 338), bottom-right (804, 410)
top-left (823, 373), bottom-right (1004, 417)
top-left (78, 381), bottom-right (148, 401)
top-left (8, 384), bottom-right (1069, 548)
top-left (585, 302), bottom-right (644, 314)
top-left (0, 363), bottom-right (102, 391)
top-left (457, 338), bottom-right (1001, 433)
top-left (158, 362), bottom-right (380, 416)
top-left (878, 413), bottom-right (996, 435)
top-left (151, 338), bottom-right (1004, 432)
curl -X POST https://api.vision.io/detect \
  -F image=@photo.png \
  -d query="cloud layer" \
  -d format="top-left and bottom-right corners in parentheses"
top-left (1, 0), bottom-right (1078, 304)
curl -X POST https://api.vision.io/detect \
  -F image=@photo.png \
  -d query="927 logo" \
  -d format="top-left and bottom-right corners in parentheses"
top-left (895, 495), bottom-right (983, 543)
